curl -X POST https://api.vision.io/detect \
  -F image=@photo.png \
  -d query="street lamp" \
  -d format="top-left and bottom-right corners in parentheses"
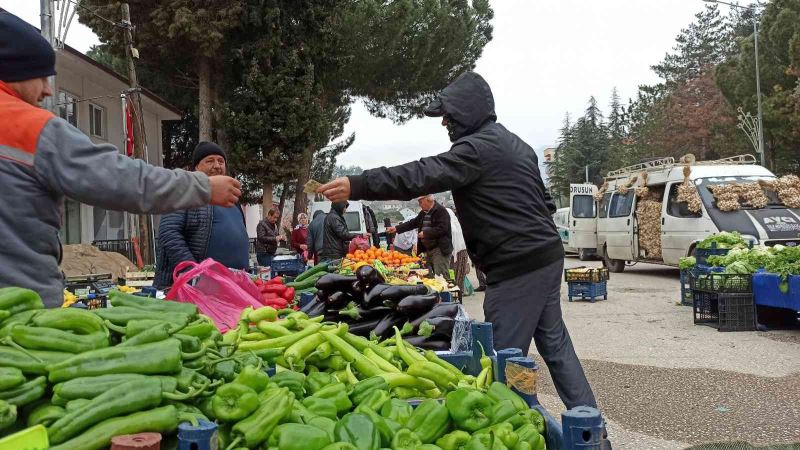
top-left (703, 0), bottom-right (765, 167)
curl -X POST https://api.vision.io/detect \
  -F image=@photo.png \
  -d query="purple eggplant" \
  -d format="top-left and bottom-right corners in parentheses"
top-left (416, 316), bottom-right (455, 338)
top-left (338, 302), bottom-right (393, 321)
top-left (364, 284), bottom-right (392, 308)
top-left (356, 265), bottom-right (383, 291)
top-left (366, 284), bottom-right (428, 308)
top-left (315, 273), bottom-right (358, 293)
top-left (373, 311), bottom-right (411, 339)
top-left (347, 317), bottom-right (384, 337)
top-left (403, 335), bottom-right (451, 351)
top-left (410, 303), bottom-right (460, 329)
top-left (300, 298), bottom-right (327, 318)
top-left (396, 294), bottom-right (438, 316)
top-left (326, 291), bottom-right (354, 310)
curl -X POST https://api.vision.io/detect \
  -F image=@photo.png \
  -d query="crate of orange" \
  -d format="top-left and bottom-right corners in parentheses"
top-left (345, 247), bottom-right (420, 267)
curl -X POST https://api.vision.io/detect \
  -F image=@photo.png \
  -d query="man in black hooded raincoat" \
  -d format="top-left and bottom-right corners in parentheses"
top-left (318, 71), bottom-right (596, 409)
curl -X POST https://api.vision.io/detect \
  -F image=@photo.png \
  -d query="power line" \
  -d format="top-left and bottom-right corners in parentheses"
top-left (63, 0), bottom-right (121, 28)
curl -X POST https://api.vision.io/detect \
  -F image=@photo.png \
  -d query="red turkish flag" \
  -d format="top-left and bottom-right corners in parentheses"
top-left (125, 99), bottom-right (134, 157)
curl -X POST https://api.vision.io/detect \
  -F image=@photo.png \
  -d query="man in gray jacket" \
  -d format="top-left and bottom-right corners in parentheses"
top-left (0, 11), bottom-right (241, 307)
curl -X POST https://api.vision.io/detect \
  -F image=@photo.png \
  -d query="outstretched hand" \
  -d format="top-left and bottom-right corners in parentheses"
top-left (209, 176), bottom-right (242, 207)
top-left (317, 177), bottom-right (351, 202)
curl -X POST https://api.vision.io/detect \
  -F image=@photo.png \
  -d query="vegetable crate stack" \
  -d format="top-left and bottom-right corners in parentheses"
top-left (690, 271), bottom-right (755, 332)
top-left (1, 285), bottom-right (614, 450)
top-left (564, 268), bottom-right (609, 303)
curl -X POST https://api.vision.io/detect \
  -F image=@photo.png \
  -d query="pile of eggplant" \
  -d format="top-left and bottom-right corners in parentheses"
top-left (299, 265), bottom-right (461, 350)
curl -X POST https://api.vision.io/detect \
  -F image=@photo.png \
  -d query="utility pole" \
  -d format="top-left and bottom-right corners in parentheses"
top-left (121, 3), bottom-right (153, 266)
top-left (40, 0), bottom-right (55, 113)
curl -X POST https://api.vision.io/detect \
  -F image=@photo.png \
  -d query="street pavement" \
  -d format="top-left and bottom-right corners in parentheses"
top-left (462, 257), bottom-right (800, 449)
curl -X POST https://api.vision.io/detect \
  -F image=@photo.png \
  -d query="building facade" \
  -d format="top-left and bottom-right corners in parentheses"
top-left (54, 46), bottom-right (180, 247)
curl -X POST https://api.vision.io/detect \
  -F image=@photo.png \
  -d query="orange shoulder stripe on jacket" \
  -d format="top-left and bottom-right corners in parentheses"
top-left (0, 81), bottom-right (55, 155)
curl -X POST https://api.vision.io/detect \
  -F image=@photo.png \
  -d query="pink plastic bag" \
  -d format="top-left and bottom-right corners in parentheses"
top-left (348, 235), bottom-right (370, 253)
top-left (166, 258), bottom-right (262, 332)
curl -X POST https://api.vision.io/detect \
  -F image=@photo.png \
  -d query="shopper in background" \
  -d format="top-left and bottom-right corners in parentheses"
top-left (306, 210), bottom-right (326, 264)
top-left (387, 195), bottom-right (452, 279)
top-left (391, 211), bottom-right (418, 256)
top-left (320, 201), bottom-right (364, 261)
top-left (255, 208), bottom-right (285, 268)
top-left (154, 142), bottom-right (248, 289)
top-left (291, 213), bottom-right (309, 259)
top-left (447, 207), bottom-right (469, 292)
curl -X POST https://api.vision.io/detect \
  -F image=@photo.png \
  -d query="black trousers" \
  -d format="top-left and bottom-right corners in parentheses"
top-left (483, 258), bottom-right (597, 410)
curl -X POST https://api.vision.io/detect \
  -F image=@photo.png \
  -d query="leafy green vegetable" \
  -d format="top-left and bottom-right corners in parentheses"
top-left (679, 257), bottom-right (696, 270)
top-left (697, 232), bottom-right (749, 250)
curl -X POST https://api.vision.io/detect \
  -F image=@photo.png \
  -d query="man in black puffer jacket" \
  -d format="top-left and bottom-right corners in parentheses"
top-left (319, 201), bottom-right (362, 261)
top-left (317, 71), bottom-right (595, 410)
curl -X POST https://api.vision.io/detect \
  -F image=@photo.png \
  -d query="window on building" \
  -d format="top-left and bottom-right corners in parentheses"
top-left (609, 192), bottom-right (634, 218)
top-left (89, 103), bottom-right (105, 138)
top-left (58, 91), bottom-right (78, 127)
top-left (571, 195), bottom-right (595, 218)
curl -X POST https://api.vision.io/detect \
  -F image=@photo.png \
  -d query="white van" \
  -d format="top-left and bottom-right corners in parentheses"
top-left (552, 184), bottom-right (598, 260)
top-left (583, 154), bottom-right (800, 272)
top-left (309, 201), bottom-right (368, 234)
top-left (552, 208), bottom-right (575, 254)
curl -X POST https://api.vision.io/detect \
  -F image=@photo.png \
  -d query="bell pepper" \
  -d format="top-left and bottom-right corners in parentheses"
top-left (475, 423), bottom-right (518, 448)
top-left (108, 290), bottom-right (198, 317)
top-left (436, 430), bottom-right (472, 450)
top-left (356, 389), bottom-right (390, 413)
top-left (9, 325), bottom-right (109, 353)
top-left (518, 409), bottom-right (546, 435)
top-left (0, 375), bottom-right (46, 406)
top-left (46, 338), bottom-right (183, 383)
top-left (0, 399), bottom-right (16, 431)
top-left (31, 308), bottom-right (107, 336)
top-left (0, 367), bottom-right (24, 390)
top-left (271, 423), bottom-right (332, 450)
top-left (391, 428), bottom-right (423, 450)
top-left (313, 382), bottom-right (353, 414)
top-left (0, 287), bottom-right (44, 315)
top-left (53, 374), bottom-right (177, 400)
top-left (196, 395), bottom-right (216, 421)
top-left (334, 412), bottom-right (381, 450)
top-left (233, 365), bottom-right (269, 393)
top-left (64, 398), bottom-right (91, 412)
top-left (490, 400), bottom-right (526, 429)
top-left (271, 370), bottom-right (306, 399)
top-left (350, 376), bottom-right (389, 405)
top-left (445, 389), bottom-right (494, 432)
top-left (487, 382), bottom-right (528, 412)
top-left (406, 398), bottom-right (451, 444)
top-left (514, 442), bottom-right (533, 450)
top-left (514, 424), bottom-right (545, 450)
top-left (48, 405), bottom-right (182, 450)
top-left (355, 404), bottom-right (401, 448)
top-left (303, 396), bottom-right (339, 420)
top-left (212, 383), bottom-right (259, 421)
top-left (47, 377), bottom-right (167, 445)
top-left (380, 398), bottom-right (413, 426)
top-left (262, 284), bottom-right (289, 295)
top-left (305, 371), bottom-right (336, 394)
top-left (229, 388), bottom-right (294, 449)
top-left (465, 433), bottom-right (508, 450)
top-left (322, 444), bottom-right (359, 450)
top-left (307, 415), bottom-right (336, 441)
top-left (283, 287), bottom-right (296, 301)
top-left (26, 403), bottom-right (66, 427)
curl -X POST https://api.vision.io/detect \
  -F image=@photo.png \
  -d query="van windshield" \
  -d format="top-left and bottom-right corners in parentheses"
top-left (696, 176), bottom-right (784, 210)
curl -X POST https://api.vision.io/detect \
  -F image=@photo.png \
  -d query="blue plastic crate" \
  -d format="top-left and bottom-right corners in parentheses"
top-left (752, 271), bottom-right (800, 312)
top-left (270, 256), bottom-right (305, 277)
top-left (680, 269), bottom-right (692, 306)
top-left (567, 281), bottom-right (607, 302)
top-left (695, 242), bottom-right (731, 266)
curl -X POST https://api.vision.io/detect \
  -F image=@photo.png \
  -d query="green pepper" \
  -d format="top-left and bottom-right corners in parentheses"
top-left (334, 412), bottom-right (381, 450)
top-left (0, 367), bottom-right (25, 390)
top-left (321, 443), bottom-right (359, 450)
top-left (350, 376), bottom-right (389, 405)
top-left (271, 370), bottom-right (306, 398)
top-left (272, 423), bottom-right (333, 450)
top-left (0, 399), bottom-right (16, 431)
top-left (196, 395), bottom-right (216, 421)
top-left (119, 323), bottom-right (174, 347)
top-left (513, 442), bottom-right (533, 450)
top-left (446, 389), bottom-right (493, 432)
top-left (229, 387), bottom-right (294, 449)
top-left (48, 377), bottom-right (167, 444)
top-left (321, 330), bottom-right (383, 378)
top-left (289, 400), bottom-right (318, 424)
top-left (209, 359), bottom-right (237, 382)
top-left (53, 374), bottom-right (177, 400)
top-left (406, 399), bottom-right (450, 444)
top-left (355, 404), bottom-right (401, 448)
top-left (380, 398), bottom-right (413, 426)
top-left (211, 383), bottom-right (259, 421)
top-left (257, 320), bottom-right (293, 337)
top-left (46, 338), bottom-right (183, 383)
top-left (26, 403), bottom-right (65, 427)
top-left (379, 373), bottom-right (436, 392)
top-left (357, 389), bottom-right (390, 412)
top-left (465, 433), bottom-right (507, 450)
top-left (475, 423), bottom-right (518, 448)
top-left (436, 430), bottom-right (472, 450)
top-left (233, 365), bottom-right (269, 393)
top-left (238, 322), bottom-right (323, 352)
top-left (307, 354), bottom-right (348, 372)
top-left (64, 398), bottom-right (91, 412)
top-left (0, 375), bottom-right (45, 406)
top-left (518, 409), bottom-right (545, 435)
top-left (0, 309), bottom-right (39, 338)
top-left (514, 424), bottom-right (545, 450)
top-left (49, 405), bottom-right (182, 450)
top-left (391, 387), bottom-right (424, 400)
top-left (172, 333), bottom-right (202, 353)
top-left (108, 290), bottom-right (198, 317)
top-left (390, 428), bottom-right (422, 450)
top-left (179, 318), bottom-right (216, 339)
top-left (313, 382), bottom-right (353, 414)
top-left (9, 325), bottom-right (109, 353)
top-left (490, 400), bottom-right (526, 429)
top-left (122, 319), bottom-right (177, 337)
top-left (249, 306), bottom-right (279, 322)
top-left (303, 396), bottom-right (339, 420)
top-left (486, 383), bottom-right (528, 413)
top-left (342, 332), bottom-right (395, 362)
top-left (93, 306), bottom-right (189, 326)
top-left (305, 371), bottom-right (335, 394)
top-left (407, 361), bottom-right (457, 390)
top-left (0, 287), bottom-right (44, 315)
top-left (31, 308), bottom-right (107, 336)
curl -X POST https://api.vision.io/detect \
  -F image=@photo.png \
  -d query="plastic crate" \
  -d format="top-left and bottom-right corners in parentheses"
top-left (270, 256), bottom-right (305, 277)
top-left (693, 290), bottom-right (756, 331)
top-left (564, 267), bottom-right (609, 283)
top-left (752, 271), bottom-right (800, 312)
top-left (680, 269), bottom-right (692, 306)
top-left (690, 272), bottom-right (752, 294)
top-left (567, 281), bottom-right (607, 302)
top-left (695, 242), bottom-right (731, 266)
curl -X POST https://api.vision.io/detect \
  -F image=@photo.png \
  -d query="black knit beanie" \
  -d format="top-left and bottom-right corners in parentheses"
top-left (0, 10), bottom-right (57, 82)
top-left (192, 141), bottom-right (227, 169)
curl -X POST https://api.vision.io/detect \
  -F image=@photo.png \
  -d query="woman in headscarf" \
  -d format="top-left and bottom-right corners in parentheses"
top-left (447, 207), bottom-right (469, 293)
top-left (291, 213), bottom-right (309, 259)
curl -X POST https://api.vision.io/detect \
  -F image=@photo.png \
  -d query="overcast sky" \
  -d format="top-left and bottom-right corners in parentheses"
top-left (2, 0), bottom-right (708, 169)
